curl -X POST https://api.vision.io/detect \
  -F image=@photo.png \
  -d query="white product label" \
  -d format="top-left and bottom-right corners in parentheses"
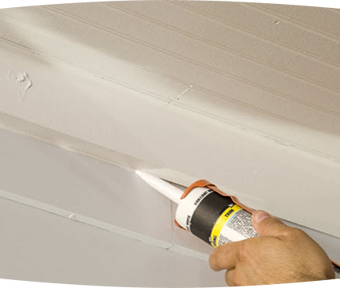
top-left (210, 204), bottom-right (258, 248)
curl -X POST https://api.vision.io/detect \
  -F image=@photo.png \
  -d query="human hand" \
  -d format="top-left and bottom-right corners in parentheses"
top-left (209, 210), bottom-right (335, 286)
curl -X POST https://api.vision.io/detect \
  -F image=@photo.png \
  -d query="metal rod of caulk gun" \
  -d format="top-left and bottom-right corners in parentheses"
top-left (135, 170), bottom-right (183, 205)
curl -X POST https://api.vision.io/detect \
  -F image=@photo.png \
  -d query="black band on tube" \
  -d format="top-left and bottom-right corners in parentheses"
top-left (190, 192), bottom-right (234, 244)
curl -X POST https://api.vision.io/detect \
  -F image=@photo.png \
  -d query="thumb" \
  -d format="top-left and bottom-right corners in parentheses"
top-left (252, 210), bottom-right (290, 238)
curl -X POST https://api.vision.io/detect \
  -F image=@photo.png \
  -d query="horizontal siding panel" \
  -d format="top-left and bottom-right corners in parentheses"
top-left (0, 11), bottom-right (188, 101)
top-left (1, 5), bottom-right (340, 160)
top-left (113, 1), bottom-right (340, 93)
top-left (0, 1), bottom-right (339, 115)
top-left (175, 1), bottom-right (340, 66)
top-left (253, 4), bottom-right (340, 39)
top-left (178, 88), bottom-right (340, 157)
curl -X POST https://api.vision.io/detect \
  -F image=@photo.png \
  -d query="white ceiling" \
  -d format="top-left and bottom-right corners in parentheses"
top-left (0, 2), bottom-right (340, 237)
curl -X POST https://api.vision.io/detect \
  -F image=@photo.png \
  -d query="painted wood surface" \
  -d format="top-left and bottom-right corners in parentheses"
top-left (0, 197), bottom-right (225, 287)
top-left (0, 2), bottom-right (340, 239)
top-left (0, 127), bottom-right (339, 287)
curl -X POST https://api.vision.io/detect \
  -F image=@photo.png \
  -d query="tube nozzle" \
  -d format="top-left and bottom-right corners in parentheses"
top-left (135, 170), bottom-right (183, 204)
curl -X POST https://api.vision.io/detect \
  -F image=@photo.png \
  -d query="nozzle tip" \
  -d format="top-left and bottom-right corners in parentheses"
top-left (134, 170), bottom-right (183, 204)
top-left (135, 170), bottom-right (143, 176)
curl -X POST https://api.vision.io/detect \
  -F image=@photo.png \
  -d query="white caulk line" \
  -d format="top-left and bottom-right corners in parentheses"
top-left (0, 188), bottom-right (211, 262)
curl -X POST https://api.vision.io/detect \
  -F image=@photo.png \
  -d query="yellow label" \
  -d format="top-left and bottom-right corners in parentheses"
top-left (210, 204), bottom-right (242, 248)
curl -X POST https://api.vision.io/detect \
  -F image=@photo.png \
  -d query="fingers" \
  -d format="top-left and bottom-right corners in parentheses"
top-left (209, 241), bottom-right (244, 271)
top-left (252, 210), bottom-right (290, 238)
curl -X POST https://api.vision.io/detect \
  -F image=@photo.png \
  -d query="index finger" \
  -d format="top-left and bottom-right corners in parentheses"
top-left (209, 241), bottom-right (244, 271)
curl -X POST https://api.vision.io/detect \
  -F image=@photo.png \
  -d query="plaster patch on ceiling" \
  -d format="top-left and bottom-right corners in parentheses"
top-left (7, 70), bottom-right (32, 100)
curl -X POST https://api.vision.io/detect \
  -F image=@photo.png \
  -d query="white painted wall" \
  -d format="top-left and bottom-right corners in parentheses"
top-left (0, 127), bottom-right (224, 286)
top-left (0, 127), bottom-right (339, 286)
top-left (0, 198), bottom-right (226, 287)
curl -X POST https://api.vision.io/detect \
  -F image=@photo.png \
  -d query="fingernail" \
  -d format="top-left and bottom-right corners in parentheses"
top-left (253, 210), bottom-right (271, 224)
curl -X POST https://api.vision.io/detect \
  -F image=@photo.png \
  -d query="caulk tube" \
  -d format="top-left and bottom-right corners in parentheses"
top-left (175, 186), bottom-right (257, 247)
top-left (136, 171), bottom-right (257, 248)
